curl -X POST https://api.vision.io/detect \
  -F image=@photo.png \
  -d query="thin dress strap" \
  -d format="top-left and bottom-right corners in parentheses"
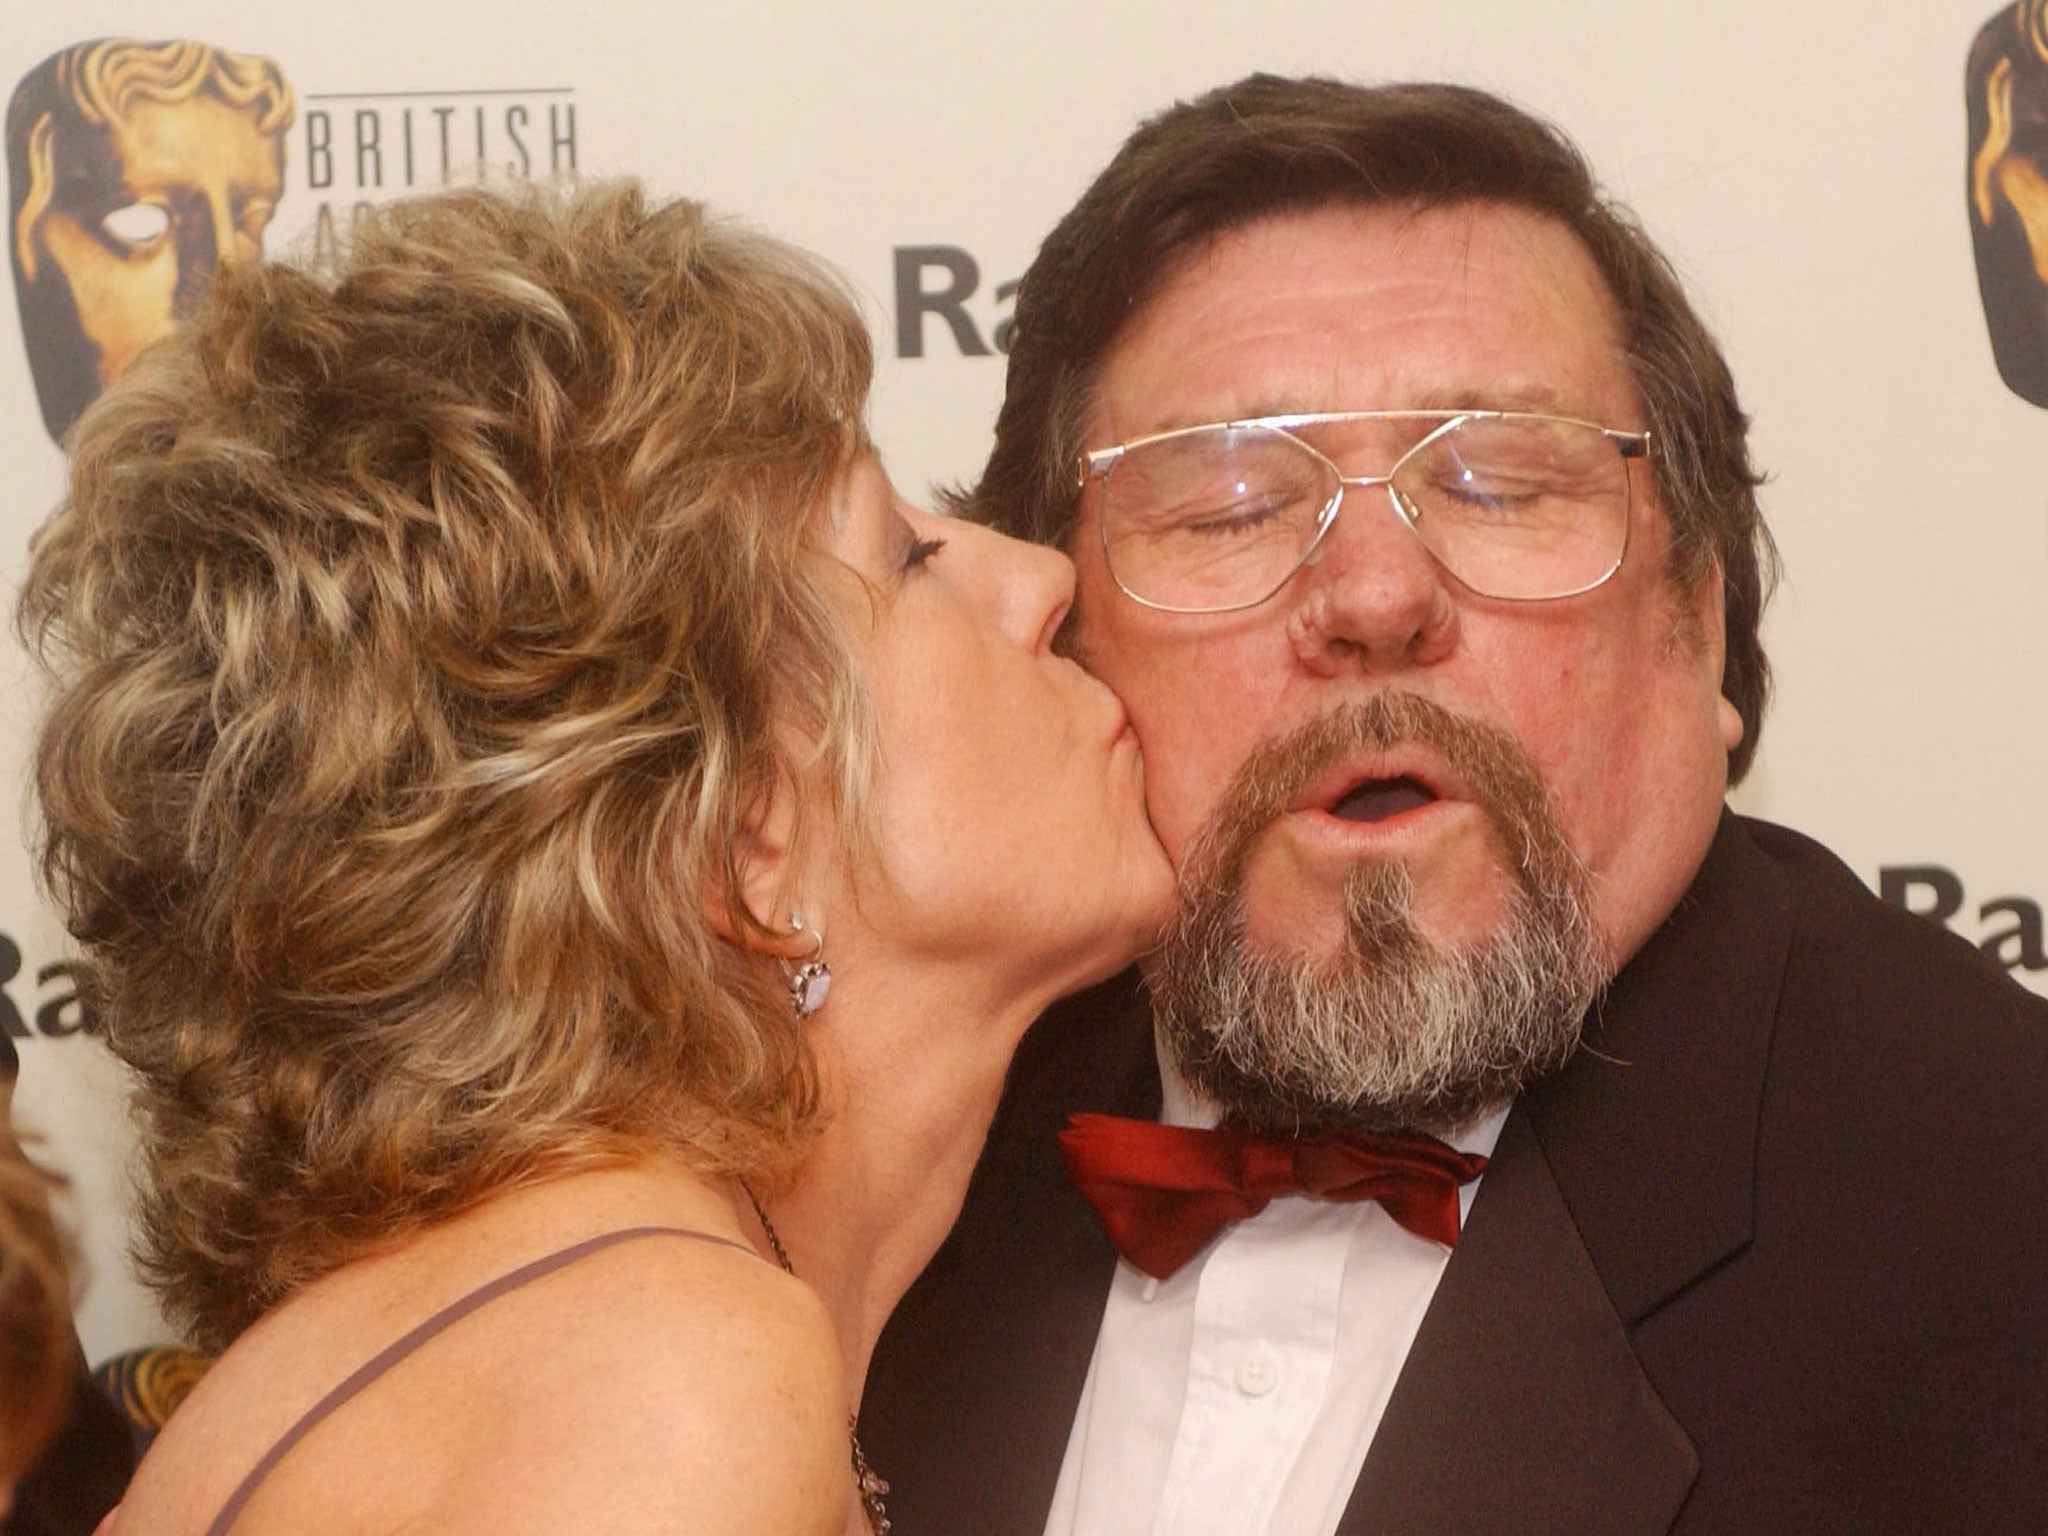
top-left (203, 1224), bottom-right (757, 1536)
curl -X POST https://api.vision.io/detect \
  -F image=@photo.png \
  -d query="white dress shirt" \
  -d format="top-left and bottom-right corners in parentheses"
top-left (1041, 1038), bottom-right (1506, 1536)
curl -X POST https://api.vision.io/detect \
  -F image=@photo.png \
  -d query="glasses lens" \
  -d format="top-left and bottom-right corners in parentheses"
top-left (1388, 416), bottom-right (1631, 599)
top-left (1097, 425), bottom-right (1333, 611)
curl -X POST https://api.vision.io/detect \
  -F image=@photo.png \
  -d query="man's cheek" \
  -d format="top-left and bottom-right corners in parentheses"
top-left (1145, 776), bottom-right (1209, 873)
top-left (1121, 708), bottom-right (1218, 866)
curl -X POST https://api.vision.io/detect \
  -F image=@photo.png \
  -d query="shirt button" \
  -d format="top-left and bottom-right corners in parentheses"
top-left (1236, 1344), bottom-right (1280, 1398)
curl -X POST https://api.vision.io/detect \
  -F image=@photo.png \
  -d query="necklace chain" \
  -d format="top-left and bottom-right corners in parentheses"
top-left (742, 1184), bottom-right (891, 1535)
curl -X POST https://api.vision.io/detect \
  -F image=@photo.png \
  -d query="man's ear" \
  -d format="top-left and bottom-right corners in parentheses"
top-left (1686, 559), bottom-right (1745, 755)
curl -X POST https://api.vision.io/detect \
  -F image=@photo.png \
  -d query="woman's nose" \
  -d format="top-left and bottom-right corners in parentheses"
top-left (973, 522), bottom-right (1076, 654)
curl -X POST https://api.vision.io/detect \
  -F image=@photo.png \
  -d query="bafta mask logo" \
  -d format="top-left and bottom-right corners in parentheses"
top-left (1969, 1), bottom-right (2048, 407)
top-left (6, 39), bottom-right (294, 443)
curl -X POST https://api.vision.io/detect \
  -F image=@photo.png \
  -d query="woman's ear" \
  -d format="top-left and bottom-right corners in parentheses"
top-left (702, 776), bottom-right (808, 957)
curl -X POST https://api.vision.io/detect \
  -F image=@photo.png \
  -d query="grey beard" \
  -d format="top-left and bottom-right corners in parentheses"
top-left (1150, 694), bottom-right (1611, 1138)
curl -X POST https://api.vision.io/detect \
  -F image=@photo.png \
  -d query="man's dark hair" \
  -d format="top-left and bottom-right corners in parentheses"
top-left (972, 75), bottom-right (1776, 781)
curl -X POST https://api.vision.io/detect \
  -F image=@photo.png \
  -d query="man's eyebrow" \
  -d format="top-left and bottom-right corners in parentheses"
top-left (1127, 384), bottom-right (1592, 435)
top-left (1397, 383), bottom-right (1581, 415)
top-left (1122, 398), bottom-right (1326, 435)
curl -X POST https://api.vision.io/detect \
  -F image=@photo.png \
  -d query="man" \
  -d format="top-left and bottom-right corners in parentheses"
top-left (861, 76), bottom-right (2048, 1535)
top-left (7, 37), bottom-right (293, 442)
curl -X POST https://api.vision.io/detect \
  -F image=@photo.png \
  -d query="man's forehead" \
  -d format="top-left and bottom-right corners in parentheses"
top-left (1089, 203), bottom-right (1637, 443)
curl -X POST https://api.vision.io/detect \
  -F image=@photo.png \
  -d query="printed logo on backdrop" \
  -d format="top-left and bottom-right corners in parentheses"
top-left (894, 245), bottom-right (1017, 357)
top-left (300, 82), bottom-right (577, 266)
top-left (1883, 865), bottom-right (2046, 977)
top-left (1968, 0), bottom-right (2048, 407)
top-left (4, 38), bottom-right (577, 1051)
top-left (0, 935), bottom-right (89, 1062)
top-left (7, 38), bottom-right (581, 444)
top-left (6, 39), bottom-right (293, 443)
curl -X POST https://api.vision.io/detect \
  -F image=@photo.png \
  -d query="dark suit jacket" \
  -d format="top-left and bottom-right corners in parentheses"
top-left (861, 814), bottom-right (2048, 1534)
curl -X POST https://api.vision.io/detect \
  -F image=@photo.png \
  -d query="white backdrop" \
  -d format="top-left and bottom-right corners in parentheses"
top-left (4, 0), bottom-right (2043, 1361)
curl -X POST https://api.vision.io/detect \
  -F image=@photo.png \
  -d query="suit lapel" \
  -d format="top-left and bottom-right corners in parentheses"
top-left (1340, 814), bottom-right (1788, 1535)
top-left (1339, 1110), bottom-right (1698, 1535)
top-left (1523, 813), bottom-right (1788, 1325)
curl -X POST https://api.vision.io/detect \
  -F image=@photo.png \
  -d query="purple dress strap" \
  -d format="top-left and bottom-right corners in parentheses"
top-left (203, 1224), bottom-right (756, 1536)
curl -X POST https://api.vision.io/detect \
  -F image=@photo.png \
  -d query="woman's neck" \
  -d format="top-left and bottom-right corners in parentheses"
top-left (732, 956), bottom-right (1050, 1396)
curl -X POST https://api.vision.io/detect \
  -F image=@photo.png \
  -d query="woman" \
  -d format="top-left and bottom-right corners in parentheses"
top-left (22, 181), bottom-right (1173, 1534)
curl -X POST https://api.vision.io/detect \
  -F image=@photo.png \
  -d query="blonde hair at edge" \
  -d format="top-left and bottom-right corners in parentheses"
top-left (19, 179), bottom-right (879, 1355)
top-left (0, 1135), bottom-right (71, 1495)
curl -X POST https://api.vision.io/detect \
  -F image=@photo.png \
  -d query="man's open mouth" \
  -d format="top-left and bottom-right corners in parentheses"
top-left (1329, 776), bottom-right (1438, 823)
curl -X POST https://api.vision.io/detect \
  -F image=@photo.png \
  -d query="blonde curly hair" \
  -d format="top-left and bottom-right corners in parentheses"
top-left (20, 180), bottom-right (876, 1352)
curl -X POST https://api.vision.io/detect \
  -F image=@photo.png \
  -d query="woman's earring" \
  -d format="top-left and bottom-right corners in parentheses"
top-left (781, 914), bottom-right (832, 1017)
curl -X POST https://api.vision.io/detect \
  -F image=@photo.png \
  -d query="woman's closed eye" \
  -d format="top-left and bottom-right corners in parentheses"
top-left (903, 536), bottom-right (947, 573)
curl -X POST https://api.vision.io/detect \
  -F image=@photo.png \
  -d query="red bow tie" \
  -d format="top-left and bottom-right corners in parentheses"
top-left (1060, 1111), bottom-right (1488, 1280)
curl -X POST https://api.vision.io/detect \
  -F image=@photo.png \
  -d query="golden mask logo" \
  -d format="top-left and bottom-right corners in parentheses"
top-left (1969, 1), bottom-right (2048, 407)
top-left (6, 39), bottom-right (293, 442)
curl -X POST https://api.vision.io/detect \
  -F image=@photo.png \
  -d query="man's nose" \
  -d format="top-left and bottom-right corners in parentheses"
top-left (1285, 483), bottom-right (1458, 676)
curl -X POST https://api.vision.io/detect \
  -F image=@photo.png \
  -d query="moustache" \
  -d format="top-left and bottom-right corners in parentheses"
top-left (1176, 691), bottom-right (1565, 898)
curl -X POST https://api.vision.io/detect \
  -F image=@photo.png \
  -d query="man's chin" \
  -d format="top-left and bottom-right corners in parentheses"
top-left (1152, 692), bottom-right (1610, 1137)
top-left (1235, 849), bottom-right (1524, 970)
top-left (1154, 855), bottom-right (1609, 1139)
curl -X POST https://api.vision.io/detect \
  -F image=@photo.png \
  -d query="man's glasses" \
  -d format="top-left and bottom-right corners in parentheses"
top-left (1076, 411), bottom-right (1651, 613)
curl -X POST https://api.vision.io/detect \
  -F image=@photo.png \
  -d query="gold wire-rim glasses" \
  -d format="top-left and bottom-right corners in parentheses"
top-left (1076, 409), bottom-right (1653, 614)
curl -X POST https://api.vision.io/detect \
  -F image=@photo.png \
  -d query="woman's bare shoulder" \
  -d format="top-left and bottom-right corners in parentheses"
top-left (461, 1229), bottom-right (852, 1534)
top-left (111, 1170), bottom-right (856, 1536)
